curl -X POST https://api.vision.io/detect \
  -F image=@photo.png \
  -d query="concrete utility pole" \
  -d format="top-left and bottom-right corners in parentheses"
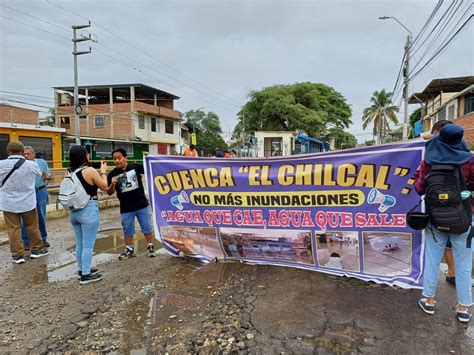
top-left (379, 16), bottom-right (412, 140)
top-left (72, 22), bottom-right (92, 145)
top-left (402, 34), bottom-right (412, 140)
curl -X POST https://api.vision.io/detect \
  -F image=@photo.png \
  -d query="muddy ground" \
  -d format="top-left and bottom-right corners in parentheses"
top-left (0, 207), bottom-right (473, 354)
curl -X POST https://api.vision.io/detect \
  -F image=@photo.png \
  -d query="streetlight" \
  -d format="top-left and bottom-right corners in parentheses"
top-left (379, 16), bottom-right (412, 141)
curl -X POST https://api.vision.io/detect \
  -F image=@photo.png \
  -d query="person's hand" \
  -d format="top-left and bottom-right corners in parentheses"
top-left (143, 151), bottom-right (149, 157)
top-left (421, 132), bottom-right (433, 140)
top-left (100, 161), bottom-right (107, 175)
top-left (111, 176), bottom-right (119, 185)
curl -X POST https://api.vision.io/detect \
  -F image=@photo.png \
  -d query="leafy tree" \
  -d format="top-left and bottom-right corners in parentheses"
top-left (362, 89), bottom-right (399, 144)
top-left (184, 109), bottom-right (206, 133)
top-left (41, 108), bottom-right (55, 127)
top-left (407, 107), bottom-right (422, 138)
top-left (235, 82), bottom-right (352, 142)
top-left (326, 127), bottom-right (357, 149)
top-left (184, 109), bottom-right (227, 156)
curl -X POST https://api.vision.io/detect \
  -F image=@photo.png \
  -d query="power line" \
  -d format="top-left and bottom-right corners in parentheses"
top-left (410, 0), bottom-right (468, 73)
top-left (411, 0), bottom-right (444, 47)
top-left (0, 15), bottom-right (70, 41)
top-left (2, 9), bottom-right (241, 115)
top-left (0, 3), bottom-right (69, 33)
top-left (409, 14), bottom-right (473, 80)
top-left (45, 0), bottom-right (243, 108)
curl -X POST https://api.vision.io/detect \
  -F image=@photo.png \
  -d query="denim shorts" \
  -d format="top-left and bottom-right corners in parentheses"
top-left (120, 207), bottom-right (153, 237)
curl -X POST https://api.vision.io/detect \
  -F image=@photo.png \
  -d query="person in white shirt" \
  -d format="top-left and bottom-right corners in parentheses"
top-left (0, 141), bottom-right (48, 264)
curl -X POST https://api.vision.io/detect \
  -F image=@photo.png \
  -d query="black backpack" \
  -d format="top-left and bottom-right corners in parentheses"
top-left (425, 164), bottom-right (472, 234)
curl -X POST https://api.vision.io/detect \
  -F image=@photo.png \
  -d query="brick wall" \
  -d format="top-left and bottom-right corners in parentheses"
top-left (455, 113), bottom-right (474, 148)
top-left (0, 104), bottom-right (39, 125)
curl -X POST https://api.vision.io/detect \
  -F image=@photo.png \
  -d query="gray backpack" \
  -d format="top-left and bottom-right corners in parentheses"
top-left (58, 167), bottom-right (90, 210)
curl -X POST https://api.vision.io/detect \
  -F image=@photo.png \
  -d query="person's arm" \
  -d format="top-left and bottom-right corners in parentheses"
top-left (413, 160), bottom-right (429, 195)
top-left (106, 175), bottom-right (119, 195)
top-left (42, 160), bottom-right (52, 181)
top-left (90, 161), bottom-right (109, 192)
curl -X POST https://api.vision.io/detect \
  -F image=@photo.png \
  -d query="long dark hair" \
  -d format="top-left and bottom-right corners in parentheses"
top-left (69, 145), bottom-right (89, 171)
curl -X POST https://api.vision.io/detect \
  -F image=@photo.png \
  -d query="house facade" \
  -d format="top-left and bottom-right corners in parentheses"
top-left (408, 76), bottom-right (474, 143)
top-left (53, 83), bottom-right (183, 161)
top-left (0, 104), bottom-right (65, 168)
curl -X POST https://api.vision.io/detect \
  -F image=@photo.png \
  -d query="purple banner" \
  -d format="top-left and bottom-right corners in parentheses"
top-left (145, 141), bottom-right (425, 288)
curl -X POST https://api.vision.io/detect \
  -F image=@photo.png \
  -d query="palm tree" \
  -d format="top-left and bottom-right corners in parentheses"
top-left (362, 90), bottom-right (399, 144)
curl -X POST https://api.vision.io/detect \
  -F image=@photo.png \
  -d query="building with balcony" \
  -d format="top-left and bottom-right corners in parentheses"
top-left (408, 76), bottom-right (474, 143)
top-left (53, 83), bottom-right (183, 161)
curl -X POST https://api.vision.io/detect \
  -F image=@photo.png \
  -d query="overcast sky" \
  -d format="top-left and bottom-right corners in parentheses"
top-left (0, 0), bottom-right (472, 142)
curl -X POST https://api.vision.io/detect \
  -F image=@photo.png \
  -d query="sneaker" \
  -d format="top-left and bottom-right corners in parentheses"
top-left (446, 276), bottom-right (456, 286)
top-left (119, 247), bottom-right (135, 260)
top-left (12, 256), bottom-right (25, 264)
top-left (30, 249), bottom-right (49, 259)
top-left (43, 240), bottom-right (50, 248)
top-left (418, 298), bottom-right (435, 315)
top-left (147, 245), bottom-right (157, 257)
top-left (79, 273), bottom-right (103, 285)
top-left (456, 308), bottom-right (472, 323)
top-left (78, 267), bottom-right (99, 278)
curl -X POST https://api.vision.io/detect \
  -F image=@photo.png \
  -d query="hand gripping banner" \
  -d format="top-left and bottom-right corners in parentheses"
top-left (144, 141), bottom-right (425, 289)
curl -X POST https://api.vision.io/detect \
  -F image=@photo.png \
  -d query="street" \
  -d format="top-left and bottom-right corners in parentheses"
top-left (0, 207), bottom-right (473, 354)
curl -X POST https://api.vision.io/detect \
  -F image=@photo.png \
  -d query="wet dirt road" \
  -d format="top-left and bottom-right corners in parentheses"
top-left (1, 207), bottom-right (473, 354)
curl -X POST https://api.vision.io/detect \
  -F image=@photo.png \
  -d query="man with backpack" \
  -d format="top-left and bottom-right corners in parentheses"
top-left (0, 141), bottom-right (48, 264)
top-left (413, 124), bottom-right (473, 323)
top-left (106, 148), bottom-right (157, 259)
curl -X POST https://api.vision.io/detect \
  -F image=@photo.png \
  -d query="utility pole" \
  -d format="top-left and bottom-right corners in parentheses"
top-left (72, 22), bottom-right (92, 145)
top-left (402, 34), bottom-right (412, 140)
top-left (378, 16), bottom-right (412, 141)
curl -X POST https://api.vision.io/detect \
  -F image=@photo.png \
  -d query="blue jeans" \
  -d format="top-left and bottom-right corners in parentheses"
top-left (21, 188), bottom-right (49, 245)
top-left (120, 207), bottom-right (152, 237)
top-left (70, 200), bottom-right (100, 276)
top-left (422, 224), bottom-right (473, 306)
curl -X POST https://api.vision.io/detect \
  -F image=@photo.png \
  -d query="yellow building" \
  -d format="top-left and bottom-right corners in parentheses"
top-left (0, 122), bottom-right (65, 169)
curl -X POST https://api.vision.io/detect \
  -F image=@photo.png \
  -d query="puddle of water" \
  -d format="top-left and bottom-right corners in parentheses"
top-left (314, 327), bottom-right (360, 352)
top-left (30, 228), bottom-right (163, 284)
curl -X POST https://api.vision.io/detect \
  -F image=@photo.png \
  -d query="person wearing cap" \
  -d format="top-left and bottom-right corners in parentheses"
top-left (20, 146), bottom-right (52, 249)
top-left (413, 124), bottom-right (474, 323)
top-left (0, 141), bottom-right (49, 264)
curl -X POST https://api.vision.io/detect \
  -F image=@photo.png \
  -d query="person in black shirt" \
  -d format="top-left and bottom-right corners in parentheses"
top-left (107, 148), bottom-right (157, 259)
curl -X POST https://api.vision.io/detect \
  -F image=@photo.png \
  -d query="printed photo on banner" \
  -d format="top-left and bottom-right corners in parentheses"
top-left (219, 227), bottom-right (314, 265)
top-left (362, 232), bottom-right (412, 276)
top-left (315, 231), bottom-right (360, 271)
top-left (159, 226), bottom-right (223, 258)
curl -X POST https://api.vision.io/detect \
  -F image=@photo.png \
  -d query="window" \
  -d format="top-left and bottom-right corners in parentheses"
top-left (437, 108), bottom-right (446, 121)
top-left (151, 117), bottom-right (157, 132)
top-left (95, 142), bottom-right (112, 156)
top-left (114, 142), bottom-right (133, 157)
top-left (138, 115), bottom-right (145, 129)
top-left (447, 105), bottom-right (455, 120)
top-left (165, 120), bottom-right (174, 134)
top-left (0, 134), bottom-right (9, 160)
top-left (94, 115), bottom-right (105, 128)
top-left (60, 116), bottom-right (70, 129)
top-left (465, 94), bottom-right (474, 115)
top-left (19, 136), bottom-right (53, 163)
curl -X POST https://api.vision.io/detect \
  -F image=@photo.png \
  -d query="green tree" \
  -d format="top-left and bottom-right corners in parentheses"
top-left (362, 89), bottom-right (399, 144)
top-left (327, 127), bottom-right (358, 149)
top-left (407, 107), bottom-right (422, 138)
top-left (41, 108), bottom-right (55, 127)
top-left (184, 109), bottom-right (227, 156)
top-left (235, 82), bottom-right (352, 141)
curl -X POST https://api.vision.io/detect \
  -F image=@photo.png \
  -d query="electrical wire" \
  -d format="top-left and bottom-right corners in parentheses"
top-left (409, 14), bottom-right (473, 81)
top-left (0, 15), bottom-right (70, 42)
top-left (44, 0), bottom-right (243, 108)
